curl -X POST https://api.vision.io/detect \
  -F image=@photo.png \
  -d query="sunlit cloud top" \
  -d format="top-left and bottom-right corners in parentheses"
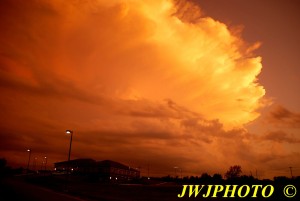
top-left (2, 0), bottom-right (266, 128)
top-left (0, 0), bottom-right (276, 177)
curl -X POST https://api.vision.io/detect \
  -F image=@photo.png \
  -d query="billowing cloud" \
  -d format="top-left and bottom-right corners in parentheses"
top-left (0, 0), bottom-right (265, 127)
top-left (1, 0), bottom-right (298, 178)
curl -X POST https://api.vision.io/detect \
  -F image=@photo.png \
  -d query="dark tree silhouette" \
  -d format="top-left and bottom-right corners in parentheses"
top-left (200, 173), bottom-right (211, 179)
top-left (225, 165), bottom-right (242, 179)
top-left (200, 173), bottom-right (211, 183)
top-left (212, 173), bottom-right (223, 180)
top-left (0, 158), bottom-right (7, 172)
top-left (0, 158), bottom-right (8, 178)
top-left (0, 158), bottom-right (7, 169)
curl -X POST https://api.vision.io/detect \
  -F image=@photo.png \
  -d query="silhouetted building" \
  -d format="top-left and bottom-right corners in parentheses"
top-left (98, 160), bottom-right (140, 181)
top-left (54, 158), bottom-right (97, 174)
top-left (54, 158), bottom-right (140, 181)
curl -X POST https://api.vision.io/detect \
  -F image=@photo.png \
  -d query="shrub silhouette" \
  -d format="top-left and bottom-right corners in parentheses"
top-left (225, 165), bottom-right (242, 180)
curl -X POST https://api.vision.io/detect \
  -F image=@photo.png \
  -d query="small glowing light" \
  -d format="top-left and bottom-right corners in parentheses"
top-left (116, 177), bottom-right (118, 180)
top-left (27, 149), bottom-right (31, 152)
top-left (71, 168), bottom-right (74, 171)
top-left (110, 177), bottom-right (111, 180)
top-left (66, 130), bottom-right (73, 134)
top-left (148, 177), bottom-right (150, 180)
top-left (54, 168), bottom-right (56, 171)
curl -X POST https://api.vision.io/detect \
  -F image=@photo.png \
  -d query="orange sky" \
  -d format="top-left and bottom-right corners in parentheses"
top-left (0, 0), bottom-right (299, 179)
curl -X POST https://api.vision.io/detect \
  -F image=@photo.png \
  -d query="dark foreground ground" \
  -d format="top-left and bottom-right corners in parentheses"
top-left (1, 175), bottom-right (183, 201)
top-left (1, 175), bottom-right (299, 201)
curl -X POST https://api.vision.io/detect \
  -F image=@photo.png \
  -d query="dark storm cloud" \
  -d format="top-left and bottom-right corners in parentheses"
top-left (267, 105), bottom-right (300, 128)
top-left (262, 130), bottom-right (300, 144)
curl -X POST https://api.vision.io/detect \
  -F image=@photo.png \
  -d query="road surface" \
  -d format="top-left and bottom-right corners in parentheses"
top-left (0, 177), bottom-right (88, 201)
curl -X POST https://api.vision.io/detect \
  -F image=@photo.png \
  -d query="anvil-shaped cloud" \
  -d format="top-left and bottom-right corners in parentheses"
top-left (2, 0), bottom-right (297, 178)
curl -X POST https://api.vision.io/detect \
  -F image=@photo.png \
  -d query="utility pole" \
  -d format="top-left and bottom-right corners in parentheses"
top-left (289, 167), bottom-right (293, 178)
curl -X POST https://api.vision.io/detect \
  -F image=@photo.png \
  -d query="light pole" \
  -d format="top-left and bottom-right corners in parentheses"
top-left (44, 156), bottom-right (47, 171)
top-left (65, 130), bottom-right (73, 191)
top-left (66, 130), bottom-right (73, 173)
top-left (26, 149), bottom-right (31, 173)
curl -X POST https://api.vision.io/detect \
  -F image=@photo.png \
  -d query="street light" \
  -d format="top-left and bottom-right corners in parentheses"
top-left (65, 130), bottom-right (73, 191)
top-left (66, 130), bottom-right (73, 173)
top-left (26, 149), bottom-right (31, 173)
top-left (44, 156), bottom-right (47, 171)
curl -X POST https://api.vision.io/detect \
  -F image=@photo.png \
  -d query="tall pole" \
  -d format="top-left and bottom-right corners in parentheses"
top-left (65, 130), bottom-right (73, 191)
top-left (26, 149), bottom-right (31, 173)
top-left (67, 130), bottom-right (73, 169)
top-left (44, 156), bottom-right (47, 171)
